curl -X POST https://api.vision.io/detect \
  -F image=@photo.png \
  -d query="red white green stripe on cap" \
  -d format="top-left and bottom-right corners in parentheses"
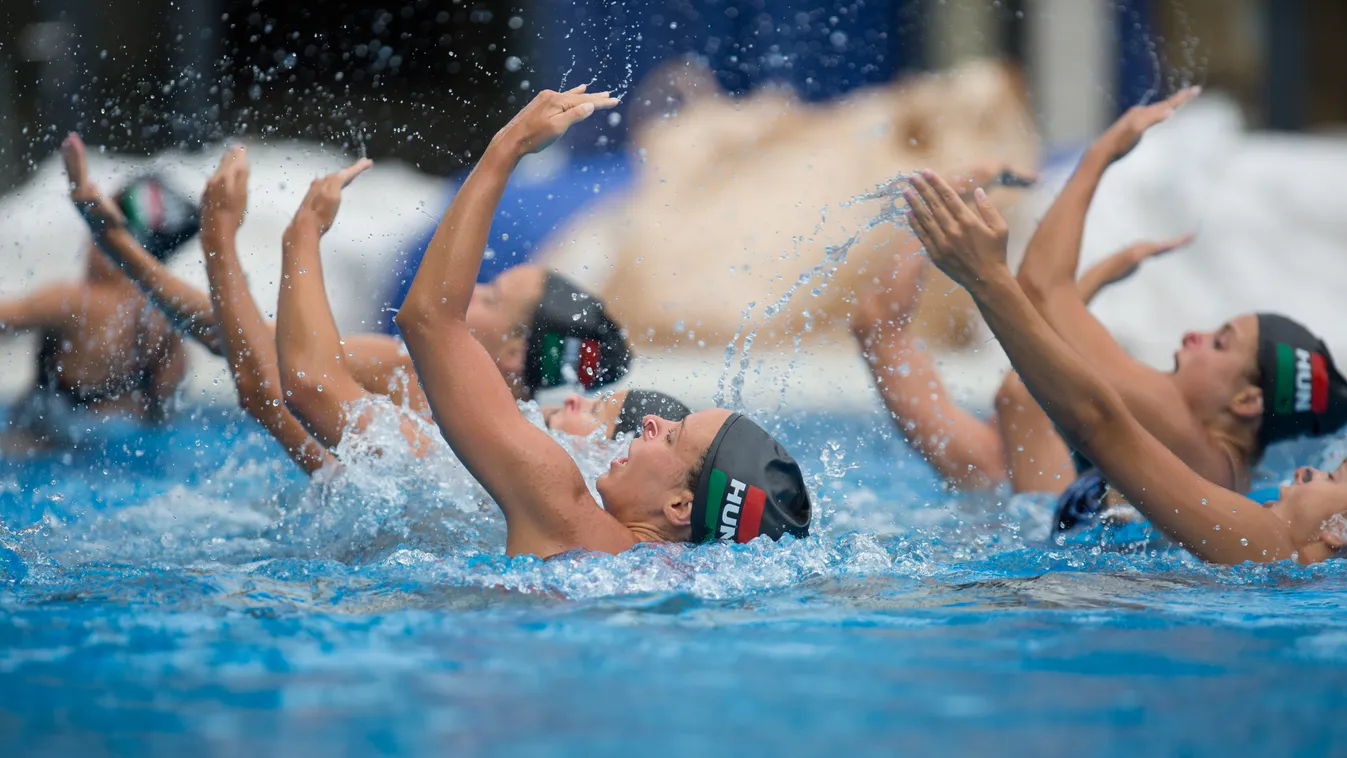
top-left (702, 467), bottom-right (766, 543)
top-left (538, 334), bottom-right (602, 389)
top-left (1274, 343), bottom-right (1328, 415)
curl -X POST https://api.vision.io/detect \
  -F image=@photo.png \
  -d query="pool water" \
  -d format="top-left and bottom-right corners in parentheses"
top-left (2, 402), bottom-right (1346, 756)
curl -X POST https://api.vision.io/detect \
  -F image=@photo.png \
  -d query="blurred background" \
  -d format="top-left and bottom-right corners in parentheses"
top-left (2, 0), bottom-right (1346, 409)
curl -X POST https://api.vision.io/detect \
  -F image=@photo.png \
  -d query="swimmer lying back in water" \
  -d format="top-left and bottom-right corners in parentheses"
top-left (395, 86), bottom-right (812, 557)
top-left (854, 88), bottom-right (1347, 516)
top-left (62, 139), bottom-right (687, 473)
top-left (909, 168), bottom-right (1347, 565)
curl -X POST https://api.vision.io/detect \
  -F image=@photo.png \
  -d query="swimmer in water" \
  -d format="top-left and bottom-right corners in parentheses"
top-left (62, 139), bottom-right (677, 471)
top-left (395, 87), bottom-right (811, 557)
top-left (0, 153), bottom-right (202, 453)
top-left (907, 167), bottom-right (1347, 565)
top-left (856, 88), bottom-right (1347, 531)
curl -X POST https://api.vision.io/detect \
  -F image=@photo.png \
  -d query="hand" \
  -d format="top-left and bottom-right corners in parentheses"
top-left (492, 84), bottom-right (620, 158)
top-left (202, 145), bottom-right (250, 232)
top-left (1094, 86), bottom-right (1200, 164)
top-left (291, 158), bottom-right (373, 235)
top-left (61, 133), bottom-right (126, 230)
top-left (904, 169), bottom-right (1011, 291)
top-left (1095, 233), bottom-right (1193, 288)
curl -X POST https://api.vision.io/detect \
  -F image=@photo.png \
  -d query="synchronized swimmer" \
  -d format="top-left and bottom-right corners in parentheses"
top-left (4, 84), bottom-right (1345, 565)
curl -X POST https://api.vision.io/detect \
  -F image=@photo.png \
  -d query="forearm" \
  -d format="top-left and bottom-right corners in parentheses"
top-left (858, 326), bottom-right (1005, 488)
top-left (399, 142), bottom-right (516, 330)
top-left (95, 228), bottom-right (222, 354)
top-left (1017, 148), bottom-right (1111, 300)
top-left (967, 267), bottom-right (1123, 457)
top-left (278, 219), bottom-right (350, 379)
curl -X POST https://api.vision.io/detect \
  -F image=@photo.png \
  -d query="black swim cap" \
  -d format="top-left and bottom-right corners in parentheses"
top-left (525, 273), bottom-right (631, 395)
top-left (613, 390), bottom-right (690, 437)
top-left (1255, 313), bottom-right (1347, 447)
top-left (690, 413), bottom-right (811, 544)
top-left (117, 175), bottom-right (200, 261)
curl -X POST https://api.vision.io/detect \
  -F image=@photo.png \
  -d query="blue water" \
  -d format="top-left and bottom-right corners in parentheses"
top-left (3, 403), bottom-right (1346, 757)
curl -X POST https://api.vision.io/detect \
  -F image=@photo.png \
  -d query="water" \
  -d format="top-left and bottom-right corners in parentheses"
top-left (3, 404), bottom-right (1346, 756)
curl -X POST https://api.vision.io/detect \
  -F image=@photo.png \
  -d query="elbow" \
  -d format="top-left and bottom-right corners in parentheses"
top-left (1016, 270), bottom-right (1051, 310)
top-left (278, 363), bottom-right (326, 419)
top-left (393, 300), bottom-right (435, 343)
top-left (1064, 395), bottom-right (1125, 465)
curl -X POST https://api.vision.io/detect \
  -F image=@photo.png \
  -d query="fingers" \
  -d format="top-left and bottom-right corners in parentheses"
top-left (335, 157), bottom-right (373, 187)
top-left (1164, 85), bottom-right (1201, 112)
top-left (903, 185), bottom-right (943, 251)
top-left (565, 83), bottom-right (589, 94)
top-left (971, 187), bottom-right (1007, 234)
top-left (909, 172), bottom-right (957, 233)
top-left (61, 134), bottom-right (89, 190)
top-left (557, 91), bottom-right (620, 112)
top-left (925, 170), bottom-right (977, 224)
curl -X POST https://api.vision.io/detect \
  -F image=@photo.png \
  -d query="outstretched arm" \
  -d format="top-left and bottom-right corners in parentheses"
top-left (907, 170), bottom-right (1295, 564)
top-left (851, 243), bottom-right (1005, 489)
top-left (201, 146), bottom-right (331, 474)
top-left (1075, 234), bottom-right (1193, 305)
top-left (396, 87), bottom-right (628, 557)
top-left (0, 282), bottom-right (83, 333)
top-left (61, 135), bottom-right (223, 355)
top-left (1011, 89), bottom-right (1232, 484)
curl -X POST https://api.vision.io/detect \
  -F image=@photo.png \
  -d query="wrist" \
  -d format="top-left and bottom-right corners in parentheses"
top-left (963, 263), bottom-right (1017, 300)
top-left (485, 130), bottom-right (525, 167)
top-left (284, 213), bottom-right (321, 240)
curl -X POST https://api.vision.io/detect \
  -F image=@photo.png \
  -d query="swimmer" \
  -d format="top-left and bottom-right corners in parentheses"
top-left (908, 168), bottom-right (1347, 565)
top-left (852, 182), bottom-right (1180, 489)
top-left (63, 138), bottom-right (669, 470)
top-left (1, 155), bottom-right (199, 452)
top-left (542, 389), bottom-right (691, 439)
top-left (395, 87), bottom-right (811, 557)
top-left (857, 89), bottom-right (1347, 531)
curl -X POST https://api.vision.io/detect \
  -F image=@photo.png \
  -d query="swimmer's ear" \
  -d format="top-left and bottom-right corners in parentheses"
top-left (665, 490), bottom-right (694, 532)
top-left (1230, 385), bottom-right (1263, 421)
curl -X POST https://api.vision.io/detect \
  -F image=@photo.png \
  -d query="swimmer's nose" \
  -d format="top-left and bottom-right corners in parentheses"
top-left (1296, 466), bottom-right (1319, 484)
top-left (1182, 331), bottom-right (1202, 349)
top-left (564, 394), bottom-right (583, 413)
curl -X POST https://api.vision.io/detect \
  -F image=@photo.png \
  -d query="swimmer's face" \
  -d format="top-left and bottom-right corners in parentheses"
top-left (596, 408), bottom-right (733, 540)
top-left (1173, 314), bottom-right (1261, 423)
top-left (542, 390), bottom-right (627, 438)
top-left (1271, 459), bottom-right (1347, 561)
top-left (464, 265), bottom-right (546, 390)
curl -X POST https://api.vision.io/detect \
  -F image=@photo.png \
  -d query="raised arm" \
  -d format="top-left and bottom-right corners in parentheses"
top-left (395, 87), bottom-right (628, 556)
top-left (851, 245), bottom-right (1005, 489)
top-left (1010, 89), bottom-right (1232, 484)
top-left (0, 282), bottom-right (84, 333)
top-left (61, 135), bottom-right (223, 355)
top-left (907, 170), bottom-right (1296, 564)
top-left (1016, 88), bottom-right (1197, 301)
top-left (1075, 234), bottom-right (1193, 305)
top-left (200, 146), bottom-right (331, 474)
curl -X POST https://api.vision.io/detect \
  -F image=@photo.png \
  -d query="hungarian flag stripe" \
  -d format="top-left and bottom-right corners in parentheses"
top-left (704, 468), bottom-right (727, 541)
top-left (539, 332), bottom-right (565, 387)
top-left (1275, 343), bottom-right (1296, 414)
top-left (736, 484), bottom-right (765, 543)
top-left (578, 337), bottom-right (601, 389)
top-left (1312, 352), bottom-right (1329, 413)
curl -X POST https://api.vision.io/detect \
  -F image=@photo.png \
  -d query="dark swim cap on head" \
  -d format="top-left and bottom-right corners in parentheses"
top-left (613, 390), bottom-right (690, 437)
top-left (525, 273), bottom-right (632, 394)
top-left (117, 175), bottom-right (200, 261)
top-left (690, 413), bottom-right (811, 544)
top-left (1255, 313), bottom-right (1347, 447)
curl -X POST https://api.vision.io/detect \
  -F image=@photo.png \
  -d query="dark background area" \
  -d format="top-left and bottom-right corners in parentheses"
top-left (0, 0), bottom-right (1343, 194)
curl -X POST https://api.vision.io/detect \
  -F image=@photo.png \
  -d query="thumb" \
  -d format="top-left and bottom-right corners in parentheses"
top-left (1146, 231), bottom-right (1196, 259)
top-left (971, 187), bottom-right (1005, 231)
